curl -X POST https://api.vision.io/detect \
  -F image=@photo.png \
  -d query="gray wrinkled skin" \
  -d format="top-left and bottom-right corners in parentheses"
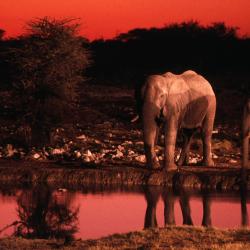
top-left (141, 70), bottom-right (216, 171)
top-left (242, 98), bottom-right (250, 168)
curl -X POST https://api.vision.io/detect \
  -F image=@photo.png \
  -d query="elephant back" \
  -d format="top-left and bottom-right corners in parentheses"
top-left (181, 70), bottom-right (215, 97)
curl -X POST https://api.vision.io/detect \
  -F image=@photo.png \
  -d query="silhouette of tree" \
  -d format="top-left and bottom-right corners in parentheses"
top-left (89, 21), bottom-right (250, 90)
top-left (4, 17), bottom-right (89, 146)
top-left (0, 29), bottom-right (5, 40)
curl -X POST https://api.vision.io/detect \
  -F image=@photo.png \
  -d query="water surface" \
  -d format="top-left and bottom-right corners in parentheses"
top-left (0, 185), bottom-right (249, 240)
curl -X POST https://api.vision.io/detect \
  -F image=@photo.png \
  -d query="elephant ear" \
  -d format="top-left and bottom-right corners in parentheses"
top-left (134, 80), bottom-right (147, 118)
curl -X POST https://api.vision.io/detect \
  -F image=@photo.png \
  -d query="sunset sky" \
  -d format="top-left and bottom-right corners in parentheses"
top-left (1, 0), bottom-right (250, 40)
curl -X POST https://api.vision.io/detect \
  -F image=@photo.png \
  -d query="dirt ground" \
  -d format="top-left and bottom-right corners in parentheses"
top-left (1, 226), bottom-right (250, 250)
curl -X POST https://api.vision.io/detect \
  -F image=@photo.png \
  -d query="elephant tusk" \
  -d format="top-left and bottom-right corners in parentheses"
top-left (131, 115), bottom-right (139, 123)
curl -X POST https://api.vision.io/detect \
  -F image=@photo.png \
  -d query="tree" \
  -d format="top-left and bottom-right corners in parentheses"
top-left (0, 29), bottom-right (5, 40)
top-left (7, 17), bottom-right (89, 146)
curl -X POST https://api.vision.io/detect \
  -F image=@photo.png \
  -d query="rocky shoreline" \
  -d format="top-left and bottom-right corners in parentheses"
top-left (0, 160), bottom-right (249, 191)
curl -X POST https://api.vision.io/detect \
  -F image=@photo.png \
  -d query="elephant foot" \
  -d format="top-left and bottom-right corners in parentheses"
top-left (242, 161), bottom-right (249, 168)
top-left (148, 164), bottom-right (161, 170)
top-left (151, 162), bottom-right (161, 170)
top-left (176, 158), bottom-right (183, 167)
top-left (152, 165), bottom-right (162, 170)
top-left (147, 159), bottom-right (161, 170)
top-left (165, 163), bottom-right (178, 172)
top-left (176, 158), bottom-right (189, 167)
top-left (201, 159), bottom-right (214, 167)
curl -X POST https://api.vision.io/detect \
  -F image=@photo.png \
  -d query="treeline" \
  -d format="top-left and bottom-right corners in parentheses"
top-left (88, 21), bottom-right (250, 90)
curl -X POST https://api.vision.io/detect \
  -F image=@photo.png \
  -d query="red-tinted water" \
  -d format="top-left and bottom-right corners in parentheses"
top-left (0, 187), bottom-right (249, 239)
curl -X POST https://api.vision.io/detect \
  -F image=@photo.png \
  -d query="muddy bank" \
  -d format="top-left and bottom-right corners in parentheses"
top-left (0, 160), bottom-right (249, 191)
top-left (1, 226), bottom-right (250, 250)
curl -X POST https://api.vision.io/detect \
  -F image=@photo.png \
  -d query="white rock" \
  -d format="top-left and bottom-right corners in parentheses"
top-left (6, 144), bottom-right (17, 157)
top-left (52, 148), bottom-right (65, 155)
top-left (118, 145), bottom-right (124, 151)
top-left (135, 155), bottom-right (146, 163)
top-left (75, 151), bottom-right (82, 158)
top-left (212, 153), bottom-right (219, 159)
top-left (158, 156), bottom-right (163, 161)
top-left (229, 159), bottom-right (238, 164)
top-left (128, 150), bottom-right (135, 155)
top-left (123, 141), bottom-right (133, 145)
top-left (112, 150), bottom-right (124, 158)
top-left (58, 188), bottom-right (67, 192)
top-left (76, 134), bottom-right (87, 140)
top-left (83, 156), bottom-right (91, 162)
top-left (85, 150), bottom-right (92, 157)
top-left (189, 157), bottom-right (198, 164)
top-left (33, 153), bottom-right (41, 159)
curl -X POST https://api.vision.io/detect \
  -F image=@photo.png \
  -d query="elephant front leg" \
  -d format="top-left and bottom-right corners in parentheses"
top-left (144, 144), bottom-right (160, 169)
top-left (144, 186), bottom-right (161, 228)
top-left (162, 190), bottom-right (176, 226)
top-left (164, 119), bottom-right (178, 171)
top-left (143, 123), bottom-right (160, 169)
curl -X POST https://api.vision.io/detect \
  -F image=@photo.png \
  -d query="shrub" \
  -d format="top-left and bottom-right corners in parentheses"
top-left (6, 17), bottom-right (89, 146)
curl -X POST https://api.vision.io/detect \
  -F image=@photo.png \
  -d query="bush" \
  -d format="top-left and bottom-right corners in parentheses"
top-left (5, 17), bottom-right (89, 146)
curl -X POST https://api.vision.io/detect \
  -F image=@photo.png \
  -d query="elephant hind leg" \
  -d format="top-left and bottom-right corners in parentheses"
top-left (177, 128), bottom-right (196, 166)
top-left (242, 135), bottom-right (250, 168)
top-left (242, 109), bottom-right (250, 168)
top-left (201, 102), bottom-right (216, 167)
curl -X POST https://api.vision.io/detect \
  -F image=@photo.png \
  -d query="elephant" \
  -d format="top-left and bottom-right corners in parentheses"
top-left (144, 187), bottom-right (212, 228)
top-left (242, 98), bottom-right (250, 168)
top-left (139, 70), bottom-right (216, 170)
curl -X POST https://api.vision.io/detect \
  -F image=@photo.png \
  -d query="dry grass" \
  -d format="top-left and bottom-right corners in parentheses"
top-left (1, 226), bottom-right (250, 250)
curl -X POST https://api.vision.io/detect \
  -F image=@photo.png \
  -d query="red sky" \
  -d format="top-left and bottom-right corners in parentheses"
top-left (1, 0), bottom-right (250, 40)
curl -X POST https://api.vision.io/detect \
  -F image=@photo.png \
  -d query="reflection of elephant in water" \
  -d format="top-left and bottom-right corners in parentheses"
top-left (144, 187), bottom-right (212, 228)
top-left (144, 186), bottom-right (161, 228)
top-left (162, 189), bottom-right (194, 226)
top-left (242, 98), bottom-right (250, 168)
top-left (240, 188), bottom-right (249, 227)
top-left (139, 70), bottom-right (216, 170)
